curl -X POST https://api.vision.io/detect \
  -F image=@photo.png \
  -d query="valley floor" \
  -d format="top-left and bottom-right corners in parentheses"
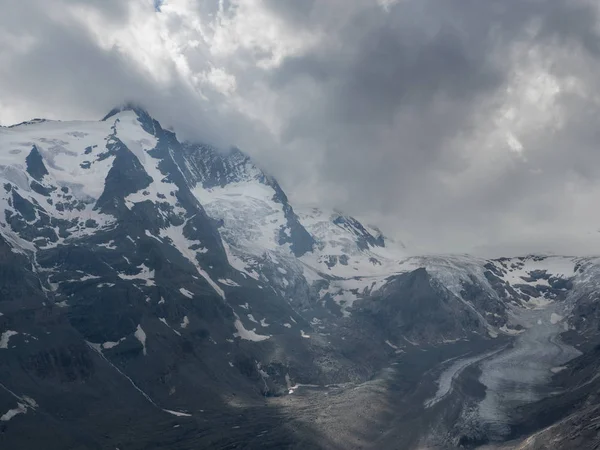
top-left (263, 303), bottom-right (581, 450)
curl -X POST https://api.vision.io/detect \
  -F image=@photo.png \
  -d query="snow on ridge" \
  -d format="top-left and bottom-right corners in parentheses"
top-left (192, 180), bottom-right (291, 255)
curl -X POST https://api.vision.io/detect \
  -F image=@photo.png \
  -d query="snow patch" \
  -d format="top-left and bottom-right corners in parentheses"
top-left (233, 317), bottom-right (270, 342)
top-left (163, 409), bottom-right (192, 417)
top-left (180, 316), bottom-right (189, 329)
top-left (135, 325), bottom-right (147, 355)
top-left (0, 330), bottom-right (18, 349)
top-left (102, 338), bottom-right (125, 349)
top-left (0, 403), bottom-right (27, 422)
top-left (118, 264), bottom-right (155, 286)
top-left (179, 288), bottom-right (194, 299)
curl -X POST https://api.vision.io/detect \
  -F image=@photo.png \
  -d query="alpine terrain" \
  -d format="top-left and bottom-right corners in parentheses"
top-left (1, 105), bottom-right (600, 449)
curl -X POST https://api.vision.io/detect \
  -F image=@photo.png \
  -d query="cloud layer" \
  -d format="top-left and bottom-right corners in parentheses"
top-left (3, 0), bottom-right (600, 255)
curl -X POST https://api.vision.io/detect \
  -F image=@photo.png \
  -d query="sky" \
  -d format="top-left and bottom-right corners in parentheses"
top-left (2, 0), bottom-right (600, 256)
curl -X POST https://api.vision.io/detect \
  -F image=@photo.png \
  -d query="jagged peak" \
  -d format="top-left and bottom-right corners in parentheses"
top-left (102, 102), bottom-right (162, 137)
top-left (182, 141), bottom-right (273, 189)
top-left (102, 102), bottom-right (151, 121)
top-left (331, 212), bottom-right (386, 249)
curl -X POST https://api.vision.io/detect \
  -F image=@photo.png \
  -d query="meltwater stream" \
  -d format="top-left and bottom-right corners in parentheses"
top-left (474, 302), bottom-right (581, 439)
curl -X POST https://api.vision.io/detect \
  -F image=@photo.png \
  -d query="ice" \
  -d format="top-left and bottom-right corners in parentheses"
top-left (193, 180), bottom-right (292, 255)
top-left (425, 347), bottom-right (506, 409)
top-left (474, 303), bottom-right (582, 438)
top-left (300, 330), bottom-right (310, 339)
top-left (218, 278), bottom-right (240, 287)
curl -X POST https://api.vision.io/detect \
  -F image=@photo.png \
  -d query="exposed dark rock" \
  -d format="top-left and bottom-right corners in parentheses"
top-left (25, 146), bottom-right (48, 181)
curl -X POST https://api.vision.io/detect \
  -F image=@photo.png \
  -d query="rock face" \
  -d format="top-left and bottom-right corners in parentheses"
top-left (0, 106), bottom-right (599, 448)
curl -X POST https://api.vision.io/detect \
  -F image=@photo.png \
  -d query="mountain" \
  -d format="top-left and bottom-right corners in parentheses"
top-left (1, 106), bottom-right (600, 449)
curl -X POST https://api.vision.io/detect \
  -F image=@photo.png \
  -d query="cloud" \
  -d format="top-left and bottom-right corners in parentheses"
top-left (3, 0), bottom-right (600, 255)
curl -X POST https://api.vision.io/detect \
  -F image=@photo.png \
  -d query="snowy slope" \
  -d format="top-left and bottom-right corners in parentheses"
top-left (297, 207), bottom-right (408, 278)
top-left (0, 105), bottom-right (594, 340)
top-left (0, 107), bottom-right (236, 331)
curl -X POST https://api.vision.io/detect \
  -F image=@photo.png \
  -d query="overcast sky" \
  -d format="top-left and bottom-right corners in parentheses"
top-left (3, 0), bottom-right (600, 256)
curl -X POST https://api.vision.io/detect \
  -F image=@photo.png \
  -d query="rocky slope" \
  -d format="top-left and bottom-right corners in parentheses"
top-left (0, 106), bottom-right (599, 448)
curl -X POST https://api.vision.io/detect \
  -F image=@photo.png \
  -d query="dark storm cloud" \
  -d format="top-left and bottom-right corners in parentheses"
top-left (240, 0), bottom-right (600, 253)
top-left (3, 0), bottom-right (600, 254)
